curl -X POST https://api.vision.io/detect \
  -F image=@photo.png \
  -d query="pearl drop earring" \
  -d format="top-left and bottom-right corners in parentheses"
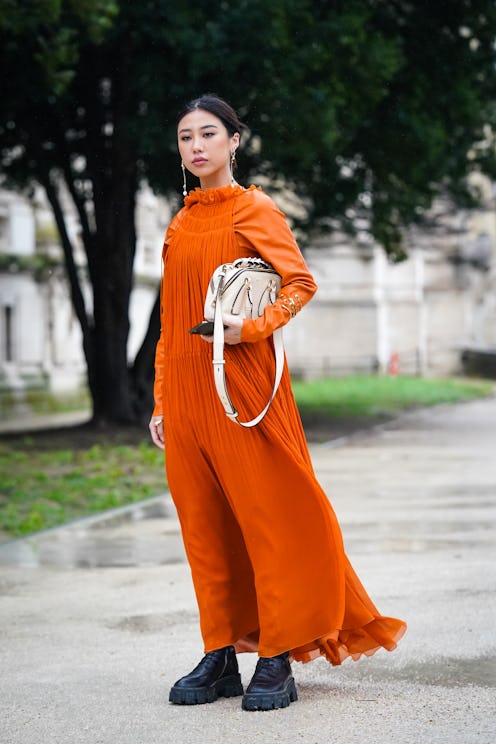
top-left (181, 161), bottom-right (187, 197)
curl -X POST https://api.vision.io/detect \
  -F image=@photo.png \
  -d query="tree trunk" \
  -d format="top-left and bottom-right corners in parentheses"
top-left (48, 157), bottom-right (157, 426)
top-left (38, 38), bottom-right (159, 426)
top-left (81, 37), bottom-right (144, 426)
top-left (88, 164), bottom-right (138, 425)
top-left (131, 290), bottom-right (161, 422)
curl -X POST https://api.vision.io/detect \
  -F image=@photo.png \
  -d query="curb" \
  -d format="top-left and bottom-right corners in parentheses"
top-left (0, 492), bottom-right (173, 552)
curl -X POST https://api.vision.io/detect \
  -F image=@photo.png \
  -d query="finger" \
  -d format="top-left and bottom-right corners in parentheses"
top-left (152, 430), bottom-right (165, 450)
top-left (224, 329), bottom-right (242, 345)
top-left (149, 421), bottom-right (165, 450)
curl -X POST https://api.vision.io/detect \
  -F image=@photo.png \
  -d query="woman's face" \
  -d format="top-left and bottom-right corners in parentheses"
top-left (178, 108), bottom-right (239, 190)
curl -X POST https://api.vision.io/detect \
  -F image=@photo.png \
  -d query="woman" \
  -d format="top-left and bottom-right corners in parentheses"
top-left (150, 94), bottom-right (406, 712)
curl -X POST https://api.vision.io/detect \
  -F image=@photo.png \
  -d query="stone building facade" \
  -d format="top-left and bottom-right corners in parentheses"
top-left (0, 181), bottom-right (494, 413)
top-left (285, 178), bottom-right (496, 378)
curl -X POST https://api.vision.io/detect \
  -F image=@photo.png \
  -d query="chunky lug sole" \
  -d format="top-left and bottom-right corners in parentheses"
top-left (242, 676), bottom-right (298, 711)
top-left (169, 673), bottom-right (243, 705)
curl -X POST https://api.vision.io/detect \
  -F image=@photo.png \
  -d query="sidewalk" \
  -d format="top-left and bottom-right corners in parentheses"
top-left (1, 398), bottom-right (495, 744)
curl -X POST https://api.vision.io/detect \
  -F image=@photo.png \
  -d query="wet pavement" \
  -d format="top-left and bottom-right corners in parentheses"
top-left (0, 496), bottom-right (185, 569)
top-left (1, 398), bottom-right (496, 743)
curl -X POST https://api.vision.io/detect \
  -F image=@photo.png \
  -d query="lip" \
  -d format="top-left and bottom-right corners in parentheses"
top-left (192, 157), bottom-right (207, 165)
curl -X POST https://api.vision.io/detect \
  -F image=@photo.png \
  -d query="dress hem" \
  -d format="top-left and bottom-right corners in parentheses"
top-left (231, 616), bottom-right (407, 666)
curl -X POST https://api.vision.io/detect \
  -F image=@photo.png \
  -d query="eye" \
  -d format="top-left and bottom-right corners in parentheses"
top-left (203, 131), bottom-right (215, 138)
top-left (180, 135), bottom-right (191, 142)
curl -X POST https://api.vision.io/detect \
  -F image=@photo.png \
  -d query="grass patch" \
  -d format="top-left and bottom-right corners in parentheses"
top-left (0, 439), bottom-right (166, 538)
top-left (0, 375), bottom-right (492, 539)
top-left (292, 375), bottom-right (493, 417)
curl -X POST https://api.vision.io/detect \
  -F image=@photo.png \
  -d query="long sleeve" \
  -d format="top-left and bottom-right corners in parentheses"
top-left (152, 326), bottom-right (166, 416)
top-left (152, 208), bottom-right (186, 416)
top-left (233, 189), bottom-right (317, 343)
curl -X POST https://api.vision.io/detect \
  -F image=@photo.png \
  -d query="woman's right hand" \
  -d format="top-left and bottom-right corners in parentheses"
top-left (149, 416), bottom-right (165, 450)
top-left (200, 314), bottom-right (243, 345)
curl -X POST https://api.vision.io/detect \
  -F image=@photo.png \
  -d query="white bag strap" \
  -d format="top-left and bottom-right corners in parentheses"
top-left (212, 272), bottom-right (284, 427)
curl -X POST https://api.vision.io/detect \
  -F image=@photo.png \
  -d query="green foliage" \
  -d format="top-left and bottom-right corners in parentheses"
top-left (292, 375), bottom-right (494, 417)
top-left (0, 0), bottom-right (117, 93)
top-left (0, 252), bottom-right (62, 280)
top-left (1, 1), bottom-right (496, 248)
top-left (0, 439), bottom-right (166, 537)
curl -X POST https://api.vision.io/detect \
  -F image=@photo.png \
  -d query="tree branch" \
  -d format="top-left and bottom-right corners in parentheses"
top-left (59, 144), bottom-right (95, 259)
top-left (38, 162), bottom-right (91, 342)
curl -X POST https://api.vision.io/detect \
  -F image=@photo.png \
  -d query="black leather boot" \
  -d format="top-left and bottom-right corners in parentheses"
top-left (169, 645), bottom-right (243, 705)
top-left (242, 651), bottom-right (298, 711)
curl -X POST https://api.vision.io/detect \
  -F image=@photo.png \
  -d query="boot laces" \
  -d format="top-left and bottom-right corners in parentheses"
top-left (199, 648), bottom-right (226, 674)
top-left (256, 654), bottom-right (286, 673)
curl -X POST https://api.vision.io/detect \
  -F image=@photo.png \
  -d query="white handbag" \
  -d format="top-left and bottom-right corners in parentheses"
top-left (204, 258), bottom-right (284, 427)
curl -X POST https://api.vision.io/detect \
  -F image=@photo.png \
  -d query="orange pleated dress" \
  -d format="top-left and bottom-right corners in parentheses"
top-left (153, 184), bottom-right (406, 664)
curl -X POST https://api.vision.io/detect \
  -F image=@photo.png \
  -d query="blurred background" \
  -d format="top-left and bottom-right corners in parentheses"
top-left (1, 0), bottom-right (496, 428)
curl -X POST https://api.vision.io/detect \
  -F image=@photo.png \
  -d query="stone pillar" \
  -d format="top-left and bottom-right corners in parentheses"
top-left (413, 247), bottom-right (427, 374)
top-left (373, 245), bottom-right (390, 373)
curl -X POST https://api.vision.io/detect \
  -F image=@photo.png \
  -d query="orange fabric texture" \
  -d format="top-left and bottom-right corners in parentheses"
top-left (153, 184), bottom-right (406, 664)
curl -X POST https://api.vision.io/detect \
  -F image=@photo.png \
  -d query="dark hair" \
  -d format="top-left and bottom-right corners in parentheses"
top-left (177, 94), bottom-right (245, 137)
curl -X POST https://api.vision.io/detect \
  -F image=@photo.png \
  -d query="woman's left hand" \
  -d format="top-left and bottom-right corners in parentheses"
top-left (201, 314), bottom-right (243, 345)
top-left (149, 416), bottom-right (165, 450)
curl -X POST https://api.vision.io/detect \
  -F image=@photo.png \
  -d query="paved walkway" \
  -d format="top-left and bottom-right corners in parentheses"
top-left (1, 398), bottom-right (495, 744)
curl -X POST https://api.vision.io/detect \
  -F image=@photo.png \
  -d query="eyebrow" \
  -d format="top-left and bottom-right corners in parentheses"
top-left (178, 124), bottom-right (219, 134)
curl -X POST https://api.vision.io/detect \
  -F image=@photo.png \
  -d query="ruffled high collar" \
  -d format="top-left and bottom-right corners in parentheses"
top-left (184, 183), bottom-right (259, 207)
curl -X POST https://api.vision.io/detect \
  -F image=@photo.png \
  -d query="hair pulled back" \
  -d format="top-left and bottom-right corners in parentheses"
top-left (177, 94), bottom-right (245, 137)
